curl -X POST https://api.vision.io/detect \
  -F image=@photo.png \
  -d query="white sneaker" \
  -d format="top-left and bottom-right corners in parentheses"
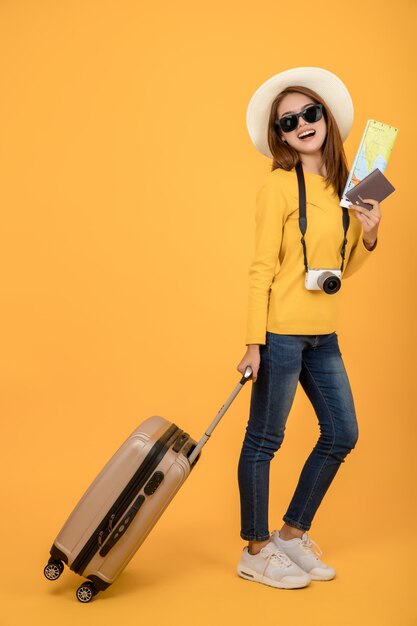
top-left (271, 530), bottom-right (336, 581)
top-left (236, 540), bottom-right (312, 589)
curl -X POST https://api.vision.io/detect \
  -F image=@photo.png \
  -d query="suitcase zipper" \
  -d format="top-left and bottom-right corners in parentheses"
top-left (71, 423), bottom-right (182, 575)
top-left (98, 436), bottom-right (186, 557)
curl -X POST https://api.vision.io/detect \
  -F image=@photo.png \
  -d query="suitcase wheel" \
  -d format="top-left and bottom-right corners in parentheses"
top-left (43, 559), bottom-right (64, 581)
top-left (76, 582), bottom-right (99, 603)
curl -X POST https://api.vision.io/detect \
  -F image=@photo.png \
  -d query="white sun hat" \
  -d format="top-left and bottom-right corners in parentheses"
top-left (246, 66), bottom-right (354, 158)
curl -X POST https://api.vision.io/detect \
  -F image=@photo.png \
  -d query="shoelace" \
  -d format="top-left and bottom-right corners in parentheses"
top-left (299, 534), bottom-right (323, 558)
top-left (260, 546), bottom-right (292, 567)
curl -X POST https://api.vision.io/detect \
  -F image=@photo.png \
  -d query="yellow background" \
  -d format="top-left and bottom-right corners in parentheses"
top-left (0, 0), bottom-right (415, 624)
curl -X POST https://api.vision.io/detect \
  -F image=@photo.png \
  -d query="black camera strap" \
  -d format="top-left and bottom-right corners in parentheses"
top-left (295, 161), bottom-right (350, 273)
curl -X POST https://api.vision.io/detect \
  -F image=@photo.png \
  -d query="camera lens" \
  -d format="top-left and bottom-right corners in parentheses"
top-left (318, 272), bottom-right (341, 294)
top-left (326, 279), bottom-right (339, 292)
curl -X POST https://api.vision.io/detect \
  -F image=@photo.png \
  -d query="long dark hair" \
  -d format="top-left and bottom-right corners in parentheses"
top-left (267, 86), bottom-right (349, 199)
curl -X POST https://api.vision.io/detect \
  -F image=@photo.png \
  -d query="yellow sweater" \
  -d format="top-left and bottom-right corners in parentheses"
top-left (246, 167), bottom-right (378, 345)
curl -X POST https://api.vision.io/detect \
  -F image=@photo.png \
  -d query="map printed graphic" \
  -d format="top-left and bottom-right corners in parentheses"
top-left (340, 120), bottom-right (398, 208)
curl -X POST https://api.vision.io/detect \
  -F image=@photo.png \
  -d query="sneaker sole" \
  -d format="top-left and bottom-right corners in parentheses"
top-left (236, 565), bottom-right (311, 589)
top-left (309, 571), bottom-right (336, 581)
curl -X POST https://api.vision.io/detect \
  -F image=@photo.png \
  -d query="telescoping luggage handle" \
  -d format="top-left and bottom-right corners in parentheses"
top-left (188, 365), bottom-right (253, 465)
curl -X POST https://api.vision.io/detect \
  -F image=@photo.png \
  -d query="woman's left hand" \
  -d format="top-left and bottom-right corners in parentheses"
top-left (348, 198), bottom-right (381, 246)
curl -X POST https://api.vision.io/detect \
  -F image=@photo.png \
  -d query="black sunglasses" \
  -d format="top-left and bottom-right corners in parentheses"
top-left (275, 103), bottom-right (324, 133)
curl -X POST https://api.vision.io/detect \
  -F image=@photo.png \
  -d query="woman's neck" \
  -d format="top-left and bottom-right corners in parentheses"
top-left (300, 156), bottom-right (326, 178)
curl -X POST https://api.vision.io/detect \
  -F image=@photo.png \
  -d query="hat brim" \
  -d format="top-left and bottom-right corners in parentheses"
top-left (246, 67), bottom-right (354, 158)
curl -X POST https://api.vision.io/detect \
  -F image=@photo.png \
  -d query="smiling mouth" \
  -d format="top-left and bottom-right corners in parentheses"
top-left (298, 130), bottom-right (316, 140)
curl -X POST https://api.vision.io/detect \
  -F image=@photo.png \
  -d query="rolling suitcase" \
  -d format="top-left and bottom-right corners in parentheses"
top-left (43, 365), bottom-right (253, 602)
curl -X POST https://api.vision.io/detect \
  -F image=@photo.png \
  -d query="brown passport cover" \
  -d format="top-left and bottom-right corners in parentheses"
top-left (345, 168), bottom-right (395, 211)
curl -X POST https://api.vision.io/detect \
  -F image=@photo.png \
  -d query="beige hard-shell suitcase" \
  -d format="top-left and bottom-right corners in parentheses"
top-left (43, 366), bottom-right (253, 602)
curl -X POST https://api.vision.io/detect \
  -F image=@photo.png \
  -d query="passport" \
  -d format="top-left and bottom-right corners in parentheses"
top-left (345, 168), bottom-right (395, 211)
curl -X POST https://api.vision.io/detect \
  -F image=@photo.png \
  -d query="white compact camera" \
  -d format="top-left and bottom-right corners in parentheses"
top-left (305, 269), bottom-right (342, 294)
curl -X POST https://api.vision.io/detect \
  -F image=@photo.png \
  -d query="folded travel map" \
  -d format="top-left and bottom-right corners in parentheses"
top-left (340, 119), bottom-right (398, 208)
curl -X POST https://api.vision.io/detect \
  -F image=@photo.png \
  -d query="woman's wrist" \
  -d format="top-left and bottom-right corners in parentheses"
top-left (363, 236), bottom-right (377, 250)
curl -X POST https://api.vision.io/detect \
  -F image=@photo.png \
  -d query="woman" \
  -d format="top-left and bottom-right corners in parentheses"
top-left (236, 67), bottom-right (381, 590)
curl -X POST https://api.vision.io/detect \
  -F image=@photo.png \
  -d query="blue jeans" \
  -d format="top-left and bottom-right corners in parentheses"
top-left (237, 331), bottom-right (359, 540)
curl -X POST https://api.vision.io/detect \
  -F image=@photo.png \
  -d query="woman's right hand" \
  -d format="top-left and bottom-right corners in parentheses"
top-left (237, 345), bottom-right (261, 382)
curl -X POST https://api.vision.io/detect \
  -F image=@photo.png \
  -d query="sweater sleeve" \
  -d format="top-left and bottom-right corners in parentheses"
top-left (245, 176), bottom-right (287, 345)
top-left (342, 235), bottom-right (378, 280)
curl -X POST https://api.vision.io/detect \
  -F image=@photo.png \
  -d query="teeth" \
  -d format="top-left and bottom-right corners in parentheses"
top-left (299, 130), bottom-right (315, 138)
